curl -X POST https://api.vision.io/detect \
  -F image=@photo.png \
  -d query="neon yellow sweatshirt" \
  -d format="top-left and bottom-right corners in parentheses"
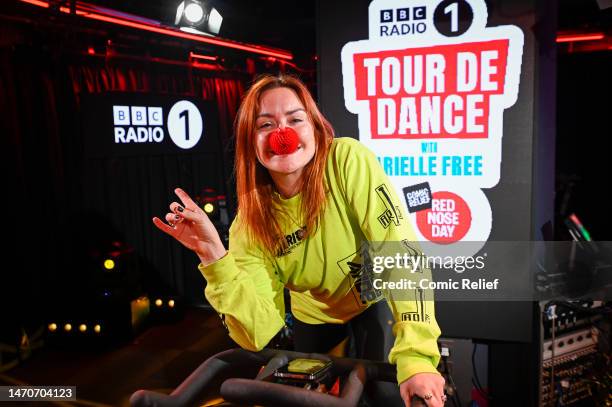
top-left (199, 137), bottom-right (441, 384)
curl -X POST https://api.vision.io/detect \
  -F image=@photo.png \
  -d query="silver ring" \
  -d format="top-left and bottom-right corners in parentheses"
top-left (423, 393), bottom-right (433, 400)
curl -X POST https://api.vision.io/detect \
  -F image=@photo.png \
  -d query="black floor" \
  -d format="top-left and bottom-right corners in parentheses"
top-left (0, 306), bottom-right (236, 407)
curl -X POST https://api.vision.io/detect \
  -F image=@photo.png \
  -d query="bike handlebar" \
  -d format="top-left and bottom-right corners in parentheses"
top-left (130, 348), bottom-right (426, 407)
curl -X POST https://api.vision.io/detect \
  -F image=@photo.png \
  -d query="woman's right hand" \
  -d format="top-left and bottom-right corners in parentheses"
top-left (152, 188), bottom-right (227, 266)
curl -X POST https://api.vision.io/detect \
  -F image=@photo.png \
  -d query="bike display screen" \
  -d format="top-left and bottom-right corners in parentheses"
top-left (273, 359), bottom-right (332, 381)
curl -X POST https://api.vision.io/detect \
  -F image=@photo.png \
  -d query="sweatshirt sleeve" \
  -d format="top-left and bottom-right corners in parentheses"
top-left (198, 219), bottom-right (286, 351)
top-left (333, 137), bottom-right (442, 385)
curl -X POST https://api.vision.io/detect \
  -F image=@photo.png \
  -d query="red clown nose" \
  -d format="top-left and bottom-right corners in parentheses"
top-left (269, 127), bottom-right (299, 155)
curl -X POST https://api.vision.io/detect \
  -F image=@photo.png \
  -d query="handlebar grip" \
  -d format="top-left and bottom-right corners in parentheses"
top-left (410, 396), bottom-right (428, 407)
top-left (130, 390), bottom-right (174, 407)
top-left (130, 348), bottom-right (268, 407)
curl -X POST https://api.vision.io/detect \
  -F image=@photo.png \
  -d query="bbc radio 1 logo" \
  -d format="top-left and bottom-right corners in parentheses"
top-left (379, 6), bottom-right (427, 36)
top-left (112, 100), bottom-right (203, 149)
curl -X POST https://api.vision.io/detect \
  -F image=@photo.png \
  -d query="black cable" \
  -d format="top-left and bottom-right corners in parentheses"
top-left (471, 344), bottom-right (489, 401)
top-left (550, 309), bottom-right (556, 406)
top-left (442, 356), bottom-right (462, 407)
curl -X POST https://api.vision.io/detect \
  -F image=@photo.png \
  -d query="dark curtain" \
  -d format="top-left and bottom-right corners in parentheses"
top-left (1, 42), bottom-right (246, 337)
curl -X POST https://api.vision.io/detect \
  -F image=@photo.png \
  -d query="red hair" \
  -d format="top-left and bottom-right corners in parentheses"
top-left (234, 74), bottom-right (334, 255)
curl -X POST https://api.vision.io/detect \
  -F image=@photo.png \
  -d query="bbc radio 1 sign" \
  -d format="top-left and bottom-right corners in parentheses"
top-left (82, 94), bottom-right (218, 157)
top-left (112, 101), bottom-right (203, 149)
top-left (342, 0), bottom-right (524, 252)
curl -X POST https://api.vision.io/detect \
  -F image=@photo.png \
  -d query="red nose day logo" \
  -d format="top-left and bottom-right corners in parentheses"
top-left (342, 0), bottom-right (523, 246)
top-left (416, 191), bottom-right (471, 243)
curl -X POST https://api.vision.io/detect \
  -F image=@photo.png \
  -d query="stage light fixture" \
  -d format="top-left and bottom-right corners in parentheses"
top-left (155, 299), bottom-right (163, 307)
top-left (168, 299), bottom-right (175, 308)
top-left (175, 0), bottom-right (223, 35)
top-left (19, 0), bottom-right (292, 60)
top-left (94, 324), bottom-right (101, 333)
top-left (79, 324), bottom-right (87, 332)
top-left (64, 323), bottom-right (72, 332)
top-left (184, 2), bottom-right (204, 23)
top-left (48, 323), bottom-right (57, 332)
top-left (104, 259), bottom-right (115, 270)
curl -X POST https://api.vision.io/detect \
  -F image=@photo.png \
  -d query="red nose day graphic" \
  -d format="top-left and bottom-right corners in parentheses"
top-left (416, 191), bottom-right (471, 243)
top-left (342, 0), bottom-right (524, 248)
top-left (269, 127), bottom-right (299, 155)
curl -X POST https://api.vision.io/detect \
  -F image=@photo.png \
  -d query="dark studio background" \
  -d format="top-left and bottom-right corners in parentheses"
top-left (1, 0), bottom-right (318, 341)
top-left (0, 0), bottom-right (610, 405)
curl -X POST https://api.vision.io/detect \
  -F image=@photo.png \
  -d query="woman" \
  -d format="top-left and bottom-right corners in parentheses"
top-left (153, 74), bottom-right (446, 406)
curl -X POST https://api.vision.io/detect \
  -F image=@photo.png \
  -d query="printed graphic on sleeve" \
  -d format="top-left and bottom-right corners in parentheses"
top-left (401, 288), bottom-right (430, 323)
top-left (337, 246), bottom-right (384, 306)
top-left (342, 0), bottom-right (523, 251)
top-left (376, 184), bottom-right (403, 228)
top-left (401, 239), bottom-right (426, 273)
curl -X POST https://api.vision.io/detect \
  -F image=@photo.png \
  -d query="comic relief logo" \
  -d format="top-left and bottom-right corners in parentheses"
top-left (342, 0), bottom-right (523, 247)
top-left (112, 100), bottom-right (203, 149)
top-left (353, 40), bottom-right (508, 139)
top-left (403, 182), bottom-right (432, 213)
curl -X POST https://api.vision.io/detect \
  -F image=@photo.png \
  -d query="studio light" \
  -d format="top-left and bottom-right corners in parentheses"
top-left (184, 2), bottom-right (204, 24)
top-left (175, 0), bottom-right (223, 35)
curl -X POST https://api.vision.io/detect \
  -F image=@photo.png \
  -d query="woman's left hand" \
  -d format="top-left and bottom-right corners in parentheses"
top-left (399, 372), bottom-right (446, 407)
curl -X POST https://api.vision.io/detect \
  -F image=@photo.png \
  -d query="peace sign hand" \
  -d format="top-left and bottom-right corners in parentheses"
top-left (153, 188), bottom-right (227, 266)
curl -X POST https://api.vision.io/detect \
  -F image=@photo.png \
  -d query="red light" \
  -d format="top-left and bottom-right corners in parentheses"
top-left (86, 14), bottom-right (292, 59)
top-left (18, 0), bottom-right (293, 60)
top-left (87, 47), bottom-right (95, 54)
top-left (556, 33), bottom-right (605, 43)
top-left (191, 61), bottom-right (223, 71)
top-left (20, 0), bottom-right (48, 7)
top-left (569, 213), bottom-right (582, 228)
top-left (189, 52), bottom-right (218, 61)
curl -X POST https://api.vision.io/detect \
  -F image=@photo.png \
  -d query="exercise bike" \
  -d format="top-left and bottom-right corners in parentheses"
top-left (130, 348), bottom-right (428, 407)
